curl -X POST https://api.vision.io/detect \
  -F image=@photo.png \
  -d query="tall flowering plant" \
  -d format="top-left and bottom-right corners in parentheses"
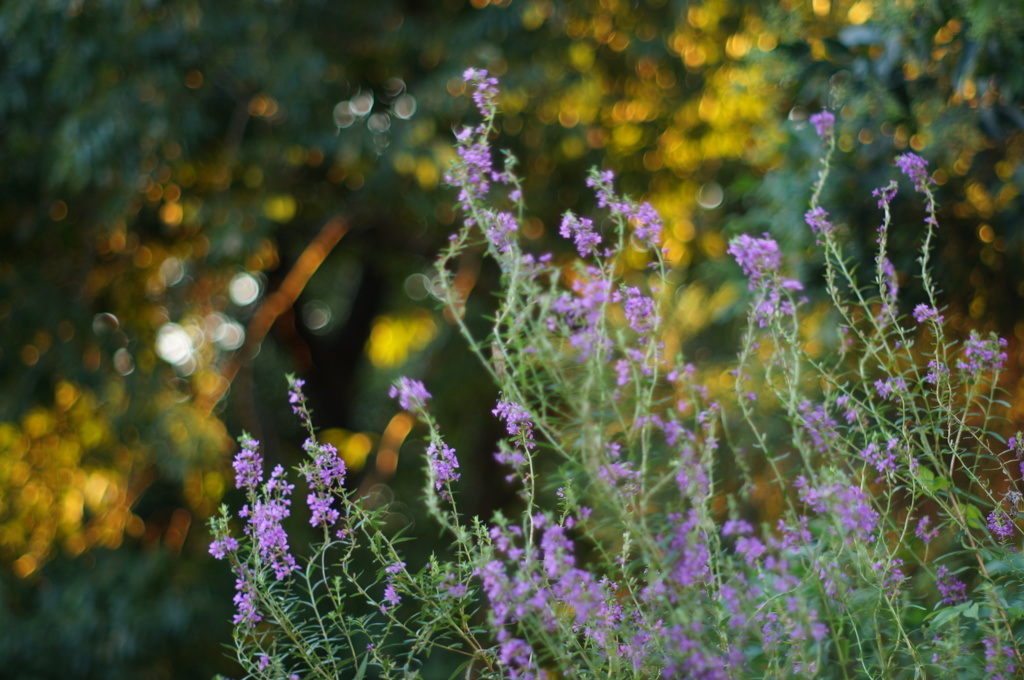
top-left (209, 71), bottom-right (1024, 679)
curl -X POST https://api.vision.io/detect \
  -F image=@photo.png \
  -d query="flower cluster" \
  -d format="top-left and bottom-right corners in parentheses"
top-left (809, 110), bottom-right (835, 141)
top-left (389, 376), bottom-right (431, 412)
top-left (559, 210), bottom-right (601, 258)
top-left (727, 233), bottom-right (802, 327)
top-left (896, 152), bottom-right (932, 192)
top-left (302, 439), bottom-right (346, 528)
top-left (426, 441), bottom-right (460, 499)
top-left (957, 330), bottom-right (1008, 375)
top-left (209, 69), bottom-right (1024, 680)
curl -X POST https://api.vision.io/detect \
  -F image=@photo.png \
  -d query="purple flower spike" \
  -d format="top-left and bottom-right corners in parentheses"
top-left (809, 110), bottom-right (835, 141)
top-left (728, 234), bottom-right (782, 288)
top-left (233, 435), bottom-right (264, 490)
top-left (895, 153), bottom-right (932, 192)
top-left (493, 399), bottom-right (536, 449)
top-left (389, 377), bottom-right (431, 412)
top-left (957, 330), bottom-right (1008, 375)
top-left (804, 206), bottom-right (834, 237)
top-left (936, 565), bottom-right (967, 606)
top-left (559, 211), bottom-right (602, 257)
top-left (427, 441), bottom-right (461, 499)
top-left (463, 67), bottom-right (499, 118)
top-left (209, 536), bottom-right (239, 560)
top-left (913, 304), bottom-right (944, 325)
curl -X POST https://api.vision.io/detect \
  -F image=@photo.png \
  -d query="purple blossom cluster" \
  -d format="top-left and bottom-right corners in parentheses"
top-left (381, 561), bottom-right (405, 612)
top-left (727, 233), bottom-right (803, 327)
top-left (915, 515), bottom-right (939, 544)
top-left (808, 110), bottom-right (835, 141)
top-left (956, 330), bottom-right (1008, 375)
top-left (549, 268), bottom-right (615, 359)
top-left (873, 376), bottom-right (907, 401)
top-left (584, 168), bottom-right (661, 249)
top-left (797, 400), bottom-right (838, 455)
top-left (288, 377), bottom-right (307, 417)
top-left (246, 465), bottom-right (299, 580)
top-left (426, 440), bottom-right (460, 499)
top-left (558, 210), bottom-right (601, 258)
top-left (302, 439), bottom-right (346, 528)
top-left (803, 206), bottom-right (834, 239)
top-left (877, 558), bottom-right (906, 599)
top-left (988, 508), bottom-right (1014, 543)
top-left (233, 435), bottom-right (263, 490)
top-left (463, 67), bottom-right (499, 118)
top-left (621, 286), bottom-right (660, 337)
top-left (861, 438), bottom-right (900, 479)
top-left (872, 180), bottom-right (898, 210)
top-left (232, 566), bottom-right (261, 627)
top-left (484, 210), bottom-right (519, 255)
top-left (895, 152), bottom-right (932, 192)
top-left (983, 636), bottom-right (1017, 680)
top-left (795, 476), bottom-right (879, 543)
top-left (935, 565), bottom-right (967, 606)
top-left (208, 535), bottom-right (238, 560)
top-left (477, 514), bottom-right (685, 677)
top-left (389, 376), bottom-right (431, 412)
top-left (729, 233), bottom-right (781, 286)
top-left (913, 303), bottom-right (944, 325)
top-left (493, 399), bottom-right (536, 449)
top-left (449, 129), bottom-right (492, 206)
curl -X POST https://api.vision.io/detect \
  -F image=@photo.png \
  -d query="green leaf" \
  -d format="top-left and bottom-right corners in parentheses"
top-left (355, 653), bottom-right (369, 680)
top-left (915, 466), bottom-right (950, 494)
top-left (965, 503), bottom-right (986, 531)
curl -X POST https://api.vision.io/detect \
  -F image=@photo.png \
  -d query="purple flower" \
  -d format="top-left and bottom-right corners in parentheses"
top-left (983, 636), bottom-right (1017, 680)
top-left (862, 439), bottom-right (899, 478)
top-left (957, 330), bottom-right (1007, 375)
top-left (872, 181), bottom-right (898, 210)
top-left (728, 234), bottom-right (802, 327)
top-left (809, 110), bottom-right (835, 141)
top-left (925, 360), bottom-right (949, 384)
top-left (915, 515), bottom-right (939, 544)
top-left (389, 376), bottom-right (431, 412)
top-left (493, 399), bottom-right (536, 449)
top-left (381, 583), bottom-right (400, 612)
top-left (804, 206), bottom-right (834, 237)
top-left (913, 304), bottom-right (944, 325)
top-left (796, 477), bottom-right (878, 543)
top-left (232, 566), bottom-right (262, 627)
top-left (629, 201), bottom-right (662, 249)
top-left (559, 211), bottom-right (601, 257)
top-left (877, 558), bottom-right (906, 599)
top-left (426, 440), bottom-right (460, 498)
top-left (287, 377), bottom-right (306, 416)
top-left (250, 465), bottom-right (298, 580)
top-left (936, 565), bottom-right (967, 606)
top-left (233, 435), bottom-right (263, 490)
top-left (728, 233), bottom-right (781, 287)
top-left (797, 400), bottom-right (838, 455)
top-left (550, 268), bottom-right (616, 359)
top-left (586, 168), bottom-right (622, 212)
top-left (895, 153), bottom-right (932, 192)
top-left (873, 377), bottom-right (906, 401)
top-left (877, 257), bottom-right (898, 324)
top-left (988, 508), bottom-right (1014, 542)
top-left (622, 286), bottom-right (660, 336)
top-left (485, 210), bottom-right (518, 254)
top-left (463, 67), bottom-right (499, 118)
top-left (208, 536), bottom-right (238, 560)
